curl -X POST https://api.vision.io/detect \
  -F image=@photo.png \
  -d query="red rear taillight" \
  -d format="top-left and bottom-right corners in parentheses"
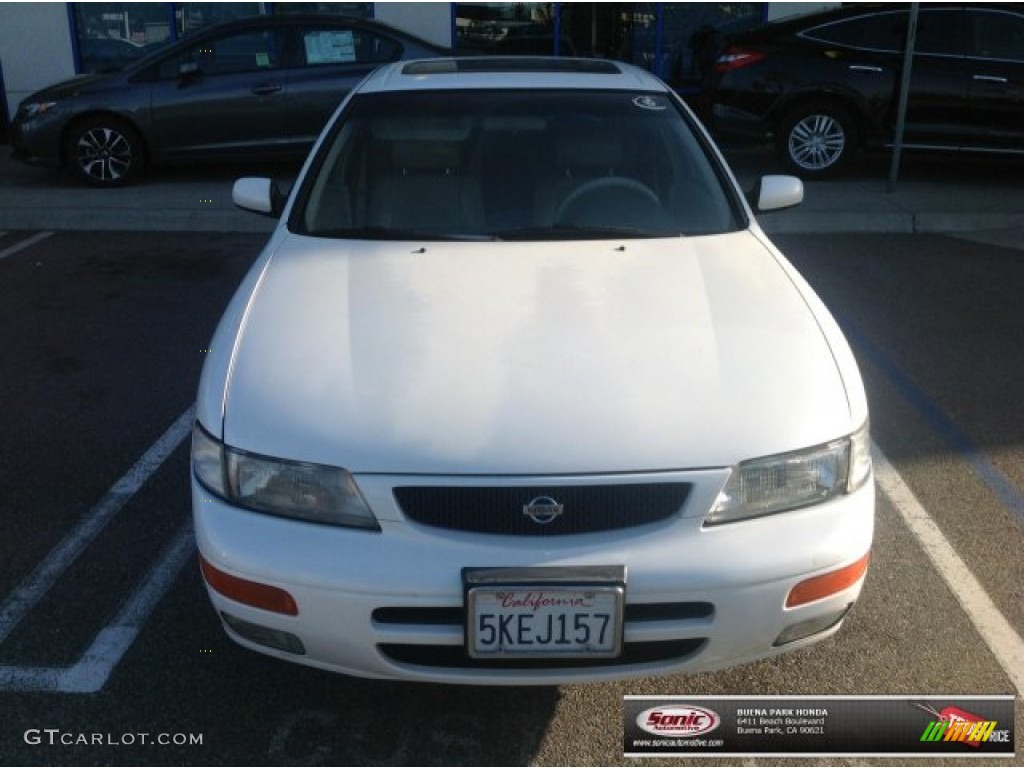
top-left (715, 46), bottom-right (766, 73)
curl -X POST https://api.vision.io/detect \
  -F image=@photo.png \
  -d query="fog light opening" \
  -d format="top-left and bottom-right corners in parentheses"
top-left (221, 612), bottom-right (306, 655)
top-left (785, 552), bottom-right (870, 608)
top-left (200, 555), bottom-right (298, 616)
top-left (773, 604), bottom-right (852, 646)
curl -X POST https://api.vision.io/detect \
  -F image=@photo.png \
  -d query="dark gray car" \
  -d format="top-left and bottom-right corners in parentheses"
top-left (10, 15), bottom-right (446, 186)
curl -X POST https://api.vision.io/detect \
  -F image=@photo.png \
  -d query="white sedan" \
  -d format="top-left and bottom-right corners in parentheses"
top-left (191, 57), bottom-right (873, 684)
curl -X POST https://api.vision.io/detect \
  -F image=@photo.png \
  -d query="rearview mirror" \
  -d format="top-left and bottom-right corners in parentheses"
top-left (748, 175), bottom-right (803, 213)
top-left (232, 177), bottom-right (285, 218)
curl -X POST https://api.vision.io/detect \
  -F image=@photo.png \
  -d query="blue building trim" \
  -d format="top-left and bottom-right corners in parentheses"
top-left (553, 3), bottom-right (561, 56)
top-left (167, 3), bottom-right (178, 42)
top-left (654, 2), bottom-right (665, 78)
top-left (0, 58), bottom-right (9, 138)
top-left (66, 3), bottom-right (84, 74)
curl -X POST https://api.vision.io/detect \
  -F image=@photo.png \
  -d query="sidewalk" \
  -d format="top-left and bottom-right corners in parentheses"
top-left (725, 146), bottom-right (1024, 236)
top-left (1, 145), bottom-right (1023, 236)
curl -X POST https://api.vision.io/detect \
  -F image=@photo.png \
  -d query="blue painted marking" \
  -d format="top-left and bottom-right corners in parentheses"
top-left (838, 312), bottom-right (1024, 527)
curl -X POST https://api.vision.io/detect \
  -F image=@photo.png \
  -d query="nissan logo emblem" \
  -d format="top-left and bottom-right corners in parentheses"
top-left (522, 496), bottom-right (564, 525)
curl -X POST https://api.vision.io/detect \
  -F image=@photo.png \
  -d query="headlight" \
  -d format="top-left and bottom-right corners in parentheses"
top-left (191, 423), bottom-right (227, 497)
top-left (191, 423), bottom-right (379, 530)
top-left (706, 422), bottom-right (871, 525)
top-left (21, 101), bottom-right (57, 119)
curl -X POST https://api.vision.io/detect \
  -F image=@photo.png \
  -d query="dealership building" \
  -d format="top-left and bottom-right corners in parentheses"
top-left (0, 2), bottom-right (830, 133)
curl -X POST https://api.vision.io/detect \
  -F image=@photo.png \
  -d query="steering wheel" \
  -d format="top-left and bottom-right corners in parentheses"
top-left (553, 177), bottom-right (661, 222)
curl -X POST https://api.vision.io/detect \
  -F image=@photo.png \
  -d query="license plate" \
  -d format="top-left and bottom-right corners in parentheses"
top-left (467, 586), bottom-right (624, 659)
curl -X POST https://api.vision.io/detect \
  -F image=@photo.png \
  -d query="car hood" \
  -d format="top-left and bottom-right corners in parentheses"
top-left (27, 74), bottom-right (111, 103)
top-left (222, 232), bottom-right (851, 474)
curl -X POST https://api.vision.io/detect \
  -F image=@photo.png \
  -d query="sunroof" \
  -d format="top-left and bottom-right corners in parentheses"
top-left (402, 58), bottom-right (622, 76)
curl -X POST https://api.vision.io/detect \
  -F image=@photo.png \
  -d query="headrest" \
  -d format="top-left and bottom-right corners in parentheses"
top-left (558, 129), bottom-right (624, 167)
top-left (372, 117), bottom-right (472, 141)
top-left (391, 141), bottom-right (462, 171)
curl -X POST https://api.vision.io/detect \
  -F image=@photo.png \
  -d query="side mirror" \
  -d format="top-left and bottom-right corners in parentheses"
top-left (232, 177), bottom-right (284, 218)
top-left (178, 61), bottom-right (201, 81)
top-left (748, 175), bottom-right (803, 213)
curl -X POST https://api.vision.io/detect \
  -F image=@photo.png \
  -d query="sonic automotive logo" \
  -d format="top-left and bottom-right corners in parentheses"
top-left (914, 702), bottom-right (1010, 748)
top-left (637, 705), bottom-right (721, 738)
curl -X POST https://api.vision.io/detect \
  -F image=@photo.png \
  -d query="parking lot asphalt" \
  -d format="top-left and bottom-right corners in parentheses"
top-left (3, 143), bottom-right (1024, 237)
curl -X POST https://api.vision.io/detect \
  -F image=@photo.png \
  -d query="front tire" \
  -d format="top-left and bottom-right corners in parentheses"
top-left (777, 103), bottom-right (856, 179)
top-left (66, 117), bottom-right (145, 187)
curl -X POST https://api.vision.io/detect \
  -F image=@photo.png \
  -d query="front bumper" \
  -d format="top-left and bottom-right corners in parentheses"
top-left (192, 470), bottom-right (874, 685)
top-left (9, 115), bottom-right (64, 168)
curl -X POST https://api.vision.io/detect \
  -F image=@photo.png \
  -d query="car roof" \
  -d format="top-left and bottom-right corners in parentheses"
top-left (359, 57), bottom-right (669, 94)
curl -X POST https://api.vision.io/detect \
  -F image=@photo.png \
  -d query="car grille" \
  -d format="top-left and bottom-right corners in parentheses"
top-left (372, 602), bottom-right (712, 670)
top-left (392, 483), bottom-right (691, 535)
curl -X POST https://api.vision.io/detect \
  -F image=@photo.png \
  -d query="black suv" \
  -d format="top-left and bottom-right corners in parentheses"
top-left (708, 4), bottom-right (1024, 178)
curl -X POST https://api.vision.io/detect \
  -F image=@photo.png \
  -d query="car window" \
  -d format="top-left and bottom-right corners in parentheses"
top-left (157, 29), bottom-right (280, 78)
top-left (297, 27), bottom-right (402, 66)
top-left (914, 10), bottom-right (965, 56)
top-left (802, 12), bottom-right (906, 52)
top-left (804, 10), bottom-right (966, 57)
top-left (969, 9), bottom-right (1024, 61)
top-left (294, 89), bottom-right (741, 240)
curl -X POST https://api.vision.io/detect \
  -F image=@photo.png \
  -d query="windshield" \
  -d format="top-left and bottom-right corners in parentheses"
top-left (293, 89), bottom-right (742, 240)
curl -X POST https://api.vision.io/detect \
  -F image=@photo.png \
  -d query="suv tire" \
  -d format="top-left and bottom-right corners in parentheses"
top-left (777, 102), bottom-right (857, 179)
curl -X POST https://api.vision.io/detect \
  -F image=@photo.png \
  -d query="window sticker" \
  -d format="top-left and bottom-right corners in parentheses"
top-left (256, 52), bottom-right (270, 67)
top-left (305, 30), bottom-right (356, 64)
top-left (633, 95), bottom-right (666, 111)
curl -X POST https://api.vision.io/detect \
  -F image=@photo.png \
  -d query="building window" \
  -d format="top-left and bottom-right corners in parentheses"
top-left (273, 3), bottom-right (373, 17)
top-left (454, 3), bottom-right (560, 55)
top-left (175, 3), bottom-right (261, 36)
top-left (72, 3), bottom-right (174, 73)
top-left (453, 2), bottom-right (764, 94)
top-left (71, 3), bottom-right (375, 74)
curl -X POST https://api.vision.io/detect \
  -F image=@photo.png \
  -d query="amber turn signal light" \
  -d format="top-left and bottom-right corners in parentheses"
top-left (200, 555), bottom-right (298, 616)
top-left (786, 552), bottom-right (870, 608)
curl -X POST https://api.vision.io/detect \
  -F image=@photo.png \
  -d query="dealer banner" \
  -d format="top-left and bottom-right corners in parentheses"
top-left (623, 695), bottom-right (1015, 758)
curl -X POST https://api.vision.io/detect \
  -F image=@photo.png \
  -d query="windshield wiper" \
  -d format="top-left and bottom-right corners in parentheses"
top-left (493, 225), bottom-right (680, 241)
top-left (309, 226), bottom-right (496, 242)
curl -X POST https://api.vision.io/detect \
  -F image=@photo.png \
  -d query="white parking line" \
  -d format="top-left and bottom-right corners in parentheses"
top-left (0, 404), bottom-right (195, 645)
top-left (874, 445), bottom-right (1024, 696)
top-left (0, 231), bottom-right (53, 260)
top-left (0, 523), bottom-right (196, 693)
